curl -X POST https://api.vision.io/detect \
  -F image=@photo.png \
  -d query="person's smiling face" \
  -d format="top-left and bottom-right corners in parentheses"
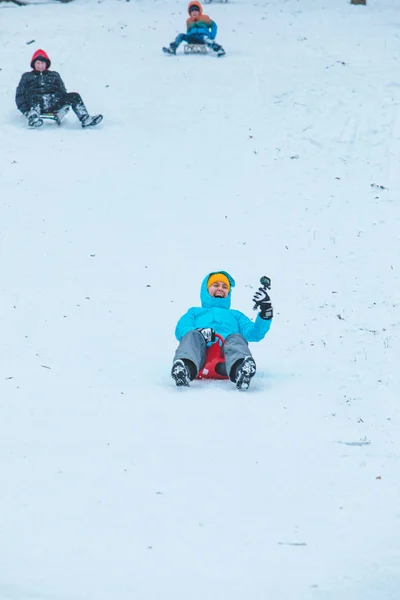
top-left (208, 281), bottom-right (229, 298)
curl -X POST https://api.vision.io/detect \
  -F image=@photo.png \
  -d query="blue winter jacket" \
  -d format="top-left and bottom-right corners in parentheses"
top-left (186, 18), bottom-right (217, 39)
top-left (175, 271), bottom-right (272, 342)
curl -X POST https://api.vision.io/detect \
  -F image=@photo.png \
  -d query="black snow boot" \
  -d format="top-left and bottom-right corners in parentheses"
top-left (210, 43), bottom-right (225, 57)
top-left (81, 114), bottom-right (103, 128)
top-left (163, 43), bottom-right (177, 55)
top-left (234, 356), bottom-right (256, 391)
top-left (27, 111), bottom-right (43, 128)
top-left (171, 359), bottom-right (191, 387)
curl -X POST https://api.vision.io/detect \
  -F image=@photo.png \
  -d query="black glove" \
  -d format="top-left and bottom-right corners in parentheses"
top-left (253, 287), bottom-right (273, 320)
top-left (198, 328), bottom-right (216, 343)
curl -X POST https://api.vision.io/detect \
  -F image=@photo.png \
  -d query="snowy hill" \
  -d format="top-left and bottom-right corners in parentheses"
top-left (1, 0), bottom-right (400, 598)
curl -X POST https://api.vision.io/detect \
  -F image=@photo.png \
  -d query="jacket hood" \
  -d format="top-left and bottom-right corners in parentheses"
top-left (31, 49), bottom-right (51, 70)
top-left (200, 271), bottom-right (236, 309)
top-left (188, 1), bottom-right (203, 15)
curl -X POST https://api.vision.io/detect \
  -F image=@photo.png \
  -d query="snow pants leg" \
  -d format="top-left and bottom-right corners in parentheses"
top-left (173, 33), bottom-right (204, 48)
top-left (223, 334), bottom-right (255, 381)
top-left (25, 95), bottom-right (45, 116)
top-left (173, 330), bottom-right (207, 379)
top-left (50, 92), bottom-right (90, 121)
top-left (64, 92), bottom-right (90, 121)
top-left (27, 92), bottom-right (90, 121)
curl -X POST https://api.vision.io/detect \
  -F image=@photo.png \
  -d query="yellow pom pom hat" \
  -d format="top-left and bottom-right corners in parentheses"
top-left (207, 272), bottom-right (231, 293)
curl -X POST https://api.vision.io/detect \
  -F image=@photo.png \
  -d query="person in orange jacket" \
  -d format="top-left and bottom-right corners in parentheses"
top-left (16, 49), bottom-right (103, 128)
top-left (163, 1), bottom-right (225, 57)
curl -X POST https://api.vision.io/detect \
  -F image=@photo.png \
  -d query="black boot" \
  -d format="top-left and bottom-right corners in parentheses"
top-left (233, 356), bottom-right (256, 390)
top-left (171, 359), bottom-right (191, 387)
top-left (211, 43), bottom-right (225, 57)
top-left (81, 114), bottom-right (103, 128)
top-left (27, 110), bottom-right (43, 128)
top-left (163, 43), bottom-right (177, 55)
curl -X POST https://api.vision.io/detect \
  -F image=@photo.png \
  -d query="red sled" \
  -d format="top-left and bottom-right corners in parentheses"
top-left (197, 333), bottom-right (229, 380)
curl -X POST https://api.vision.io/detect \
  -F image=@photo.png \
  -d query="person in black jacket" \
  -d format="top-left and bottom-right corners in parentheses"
top-left (16, 49), bottom-right (103, 128)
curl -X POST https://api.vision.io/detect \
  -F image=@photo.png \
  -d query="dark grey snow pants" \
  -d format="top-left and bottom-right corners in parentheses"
top-left (173, 330), bottom-right (255, 380)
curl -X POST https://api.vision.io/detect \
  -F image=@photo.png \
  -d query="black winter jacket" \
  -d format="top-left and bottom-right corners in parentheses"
top-left (15, 70), bottom-right (67, 114)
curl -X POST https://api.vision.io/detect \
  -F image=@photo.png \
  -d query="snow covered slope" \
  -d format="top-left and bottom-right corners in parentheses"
top-left (1, 0), bottom-right (399, 598)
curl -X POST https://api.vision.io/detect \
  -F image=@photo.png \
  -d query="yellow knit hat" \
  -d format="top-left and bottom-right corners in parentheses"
top-left (207, 273), bottom-right (231, 292)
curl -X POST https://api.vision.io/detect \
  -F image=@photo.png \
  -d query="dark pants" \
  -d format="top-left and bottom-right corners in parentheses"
top-left (27, 92), bottom-right (89, 121)
top-left (173, 330), bottom-right (255, 381)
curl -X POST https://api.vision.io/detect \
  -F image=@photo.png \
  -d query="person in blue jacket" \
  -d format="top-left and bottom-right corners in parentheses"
top-left (171, 271), bottom-right (273, 390)
top-left (162, 1), bottom-right (225, 57)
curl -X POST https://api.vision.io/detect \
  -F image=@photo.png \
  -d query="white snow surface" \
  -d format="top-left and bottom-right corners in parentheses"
top-left (1, 0), bottom-right (400, 598)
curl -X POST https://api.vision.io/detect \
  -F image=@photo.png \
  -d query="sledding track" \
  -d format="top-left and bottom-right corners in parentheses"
top-left (1, 1), bottom-right (400, 598)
